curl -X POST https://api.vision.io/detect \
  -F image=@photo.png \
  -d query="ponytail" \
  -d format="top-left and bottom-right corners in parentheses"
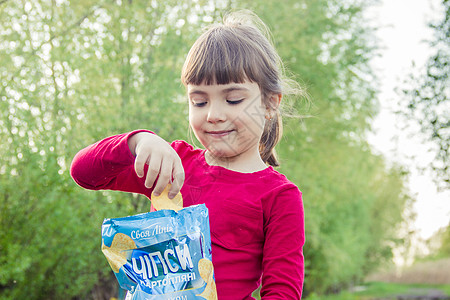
top-left (259, 110), bottom-right (282, 167)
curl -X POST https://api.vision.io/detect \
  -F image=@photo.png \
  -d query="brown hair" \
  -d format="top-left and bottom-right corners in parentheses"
top-left (181, 10), bottom-right (303, 167)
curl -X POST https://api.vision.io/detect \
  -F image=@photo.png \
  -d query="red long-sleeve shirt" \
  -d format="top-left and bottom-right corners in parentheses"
top-left (70, 130), bottom-right (305, 299)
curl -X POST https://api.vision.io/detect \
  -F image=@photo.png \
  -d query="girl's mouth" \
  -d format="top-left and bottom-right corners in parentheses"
top-left (205, 130), bottom-right (234, 138)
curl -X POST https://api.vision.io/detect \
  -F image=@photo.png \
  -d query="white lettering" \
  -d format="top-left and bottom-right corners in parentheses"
top-left (162, 277), bottom-right (169, 286)
top-left (131, 225), bottom-right (174, 240)
top-left (152, 224), bottom-right (174, 236)
top-left (148, 252), bottom-right (160, 277)
top-left (175, 244), bottom-right (194, 270)
top-left (132, 256), bottom-right (148, 279)
top-left (169, 296), bottom-right (188, 300)
top-left (145, 272), bottom-right (196, 291)
top-left (186, 272), bottom-right (195, 281)
top-left (102, 224), bottom-right (114, 237)
top-left (157, 252), bottom-right (168, 275)
top-left (164, 249), bottom-right (179, 273)
top-left (130, 244), bottom-right (195, 282)
top-left (131, 230), bottom-right (151, 239)
top-left (144, 255), bottom-right (153, 279)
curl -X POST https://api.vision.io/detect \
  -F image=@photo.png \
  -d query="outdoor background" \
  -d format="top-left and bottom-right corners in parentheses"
top-left (0, 0), bottom-right (448, 299)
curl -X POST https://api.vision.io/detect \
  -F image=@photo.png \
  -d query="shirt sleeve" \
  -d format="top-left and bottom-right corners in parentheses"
top-left (260, 186), bottom-right (305, 299)
top-left (70, 130), bottom-right (153, 196)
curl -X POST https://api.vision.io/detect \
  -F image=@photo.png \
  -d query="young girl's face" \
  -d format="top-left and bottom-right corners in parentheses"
top-left (188, 80), bottom-right (267, 164)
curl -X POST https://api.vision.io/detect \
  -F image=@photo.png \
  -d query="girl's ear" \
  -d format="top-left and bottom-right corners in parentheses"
top-left (266, 93), bottom-right (282, 111)
top-left (265, 93), bottom-right (282, 120)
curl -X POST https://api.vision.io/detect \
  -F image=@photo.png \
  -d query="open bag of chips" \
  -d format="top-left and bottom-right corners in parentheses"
top-left (101, 187), bottom-right (217, 299)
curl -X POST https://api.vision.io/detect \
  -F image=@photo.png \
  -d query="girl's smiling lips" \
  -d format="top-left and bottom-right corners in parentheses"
top-left (205, 129), bottom-right (235, 137)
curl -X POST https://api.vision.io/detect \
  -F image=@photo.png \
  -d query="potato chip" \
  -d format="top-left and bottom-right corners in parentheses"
top-left (111, 232), bottom-right (137, 250)
top-left (102, 246), bottom-right (126, 273)
top-left (102, 233), bottom-right (136, 273)
top-left (196, 258), bottom-right (218, 300)
top-left (151, 184), bottom-right (183, 211)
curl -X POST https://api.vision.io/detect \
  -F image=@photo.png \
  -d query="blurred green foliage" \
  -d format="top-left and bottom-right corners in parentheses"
top-left (401, 0), bottom-right (449, 190)
top-left (0, 0), bottom-right (413, 299)
top-left (424, 223), bottom-right (450, 260)
top-left (438, 225), bottom-right (450, 258)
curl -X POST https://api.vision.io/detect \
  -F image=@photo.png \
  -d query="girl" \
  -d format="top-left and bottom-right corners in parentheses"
top-left (71, 10), bottom-right (305, 299)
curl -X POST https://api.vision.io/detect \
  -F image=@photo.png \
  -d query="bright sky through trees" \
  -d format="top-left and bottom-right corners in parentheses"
top-left (367, 0), bottom-right (449, 241)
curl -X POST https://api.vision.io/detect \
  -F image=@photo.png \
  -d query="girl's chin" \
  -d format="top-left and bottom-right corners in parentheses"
top-left (202, 138), bottom-right (236, 152)
top-left (205, 147), bottom-right (238, 160)
top-left (207, 149), bottom-right (235, 158)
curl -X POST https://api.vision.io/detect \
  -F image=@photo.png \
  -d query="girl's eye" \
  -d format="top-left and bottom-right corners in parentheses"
top-left (226, 99), bottom-right (244, 105)
top-left (191, 100), bottom-right (207, 107)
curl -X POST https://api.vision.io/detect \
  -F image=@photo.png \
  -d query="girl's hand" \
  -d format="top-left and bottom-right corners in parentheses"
top-left (128, 132), bottom-right (185, 199)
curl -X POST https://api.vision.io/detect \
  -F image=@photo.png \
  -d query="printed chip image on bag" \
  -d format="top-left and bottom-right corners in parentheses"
top-left (101, 189), bottom-right (217, 299)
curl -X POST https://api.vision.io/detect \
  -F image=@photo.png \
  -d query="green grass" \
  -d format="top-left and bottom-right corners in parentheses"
top-left (305, 291), bottom-right (361, 300)
top-left (304, 282), bottom-right (450, 300)
top-left (360, 281), bottom-right (450, 296)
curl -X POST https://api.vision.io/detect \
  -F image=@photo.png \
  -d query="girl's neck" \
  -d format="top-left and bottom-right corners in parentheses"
top-left (204, 150), bottom-right (268, 173)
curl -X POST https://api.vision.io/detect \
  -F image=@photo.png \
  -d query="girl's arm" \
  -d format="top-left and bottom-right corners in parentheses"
top-left (70, 130), bottom-right (184, 198)
top-left (260, 187), bottom-right (305, 299)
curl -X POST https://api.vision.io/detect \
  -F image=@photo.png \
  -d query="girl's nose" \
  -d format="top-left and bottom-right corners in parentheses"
top-left (206, 102), bottom-right (226, 123)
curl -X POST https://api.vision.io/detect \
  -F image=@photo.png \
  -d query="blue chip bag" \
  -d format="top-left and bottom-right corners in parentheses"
top-left (101, 204), bottom-right (217, 299)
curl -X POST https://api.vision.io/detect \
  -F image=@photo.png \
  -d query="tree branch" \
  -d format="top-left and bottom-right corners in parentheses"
top-left (3, 4), bottom-right (103, 85)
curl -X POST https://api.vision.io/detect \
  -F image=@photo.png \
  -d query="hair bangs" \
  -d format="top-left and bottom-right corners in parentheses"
top-left (181, 27), bottom-right (263, 86)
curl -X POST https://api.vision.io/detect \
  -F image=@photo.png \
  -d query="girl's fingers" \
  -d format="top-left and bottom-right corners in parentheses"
top-left (144, 153), bottom-right (162, 189)
top-left (133, 135), bottom-right (185, 198)
top-left (169, 161), bottom-right (185, 199)
top-left (152, 159), bottom-right (172, 196)
top-left (134, 150), bottom-right (148, 178)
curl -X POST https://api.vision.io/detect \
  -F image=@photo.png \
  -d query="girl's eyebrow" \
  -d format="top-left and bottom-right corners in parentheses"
top-left (221, 86), bottom-right (250, 94)
top-left (188, 90), bottom-right (208, 97)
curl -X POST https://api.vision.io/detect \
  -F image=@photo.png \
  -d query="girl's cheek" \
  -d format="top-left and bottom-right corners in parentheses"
top-left (189, 114), bottom-right (202, 131)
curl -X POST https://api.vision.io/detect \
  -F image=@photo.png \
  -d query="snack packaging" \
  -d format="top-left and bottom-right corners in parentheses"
top-left (101, 203), bottom-right (217, 299)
